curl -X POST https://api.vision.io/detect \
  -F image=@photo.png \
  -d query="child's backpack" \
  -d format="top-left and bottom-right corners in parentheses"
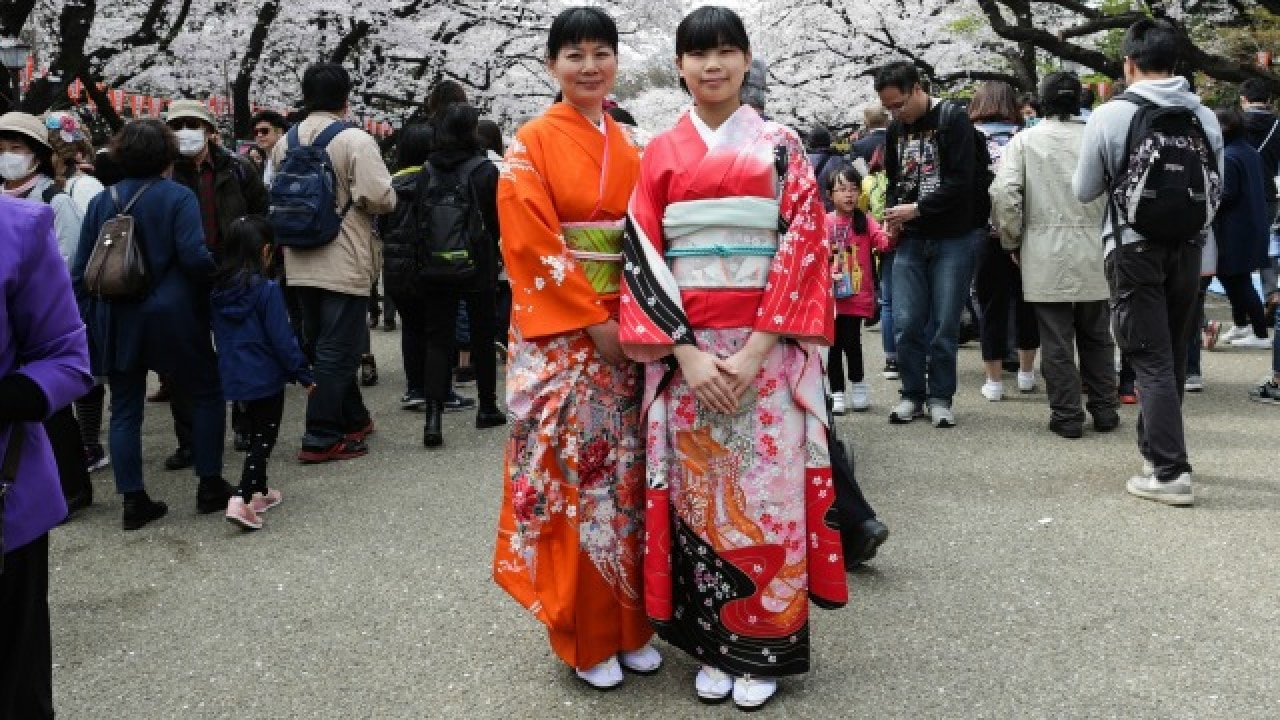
top-left (415, 156), bottom-right (489, 283)
top-left (1106, 93), bottom-right (1221, 245)
top-left (268, 122), bottom-right (352, 248)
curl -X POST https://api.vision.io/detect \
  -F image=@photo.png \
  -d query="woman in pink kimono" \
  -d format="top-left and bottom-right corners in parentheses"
top-left (620, 6), bottom-right (848, 711)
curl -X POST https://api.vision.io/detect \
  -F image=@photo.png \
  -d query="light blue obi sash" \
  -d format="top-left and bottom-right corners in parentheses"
top-left (662, 197), bottom-right (779, 289)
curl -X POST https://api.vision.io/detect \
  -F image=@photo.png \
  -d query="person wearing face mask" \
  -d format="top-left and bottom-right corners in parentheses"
top-left (163, 100), bottom-right (268, 472)
top-left (0, 112), bottom-right (95, 516)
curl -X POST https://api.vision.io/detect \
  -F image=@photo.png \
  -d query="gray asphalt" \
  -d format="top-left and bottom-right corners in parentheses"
top-left (49, 301), bottom-right (1280, 719)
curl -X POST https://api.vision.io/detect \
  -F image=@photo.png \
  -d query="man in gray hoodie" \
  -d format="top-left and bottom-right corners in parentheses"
top-left (1073, 18), bottom-right (1224, 507)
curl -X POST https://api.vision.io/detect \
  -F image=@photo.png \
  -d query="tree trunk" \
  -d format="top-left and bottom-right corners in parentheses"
top-left (18, 0), bottom-right (95, 115)
top-left (232, 0), bottom-right (280, 138)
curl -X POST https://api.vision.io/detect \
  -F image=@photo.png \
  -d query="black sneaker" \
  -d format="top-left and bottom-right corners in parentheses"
top-left (196, 477), bottom-right (235, 514)
top-left (1092, 410), bottom-right (1120, 433)
top-left (360, 355), bottom-right (379, 387)
top-left (163, 446), bottom-right (193, 471)
top-left (400, 388), bottom-right (426, 410)
top-left (1049, 418), bottom-right (1084, 438)
top-left (1249, 379), bottom-right (1280, 405)
top-left (445, 391), bottom-right (476, 412)
top-left (882, 359), bottom-right (899, 380)
top-left (122, 494), bottom-right (168, 531)
top-left (454, 366), bottom-right (476, 387)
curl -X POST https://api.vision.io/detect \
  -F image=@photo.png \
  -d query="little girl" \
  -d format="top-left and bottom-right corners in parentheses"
top-left (211, 216), bottom-right (314, 530)
top-left (827, 165), bottom-right (890, 414)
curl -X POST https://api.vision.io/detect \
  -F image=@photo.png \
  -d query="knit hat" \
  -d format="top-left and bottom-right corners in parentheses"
top-left (0, 112), bottom-right (53, 150)
top-left (165, 99), bottom-right (217, 129)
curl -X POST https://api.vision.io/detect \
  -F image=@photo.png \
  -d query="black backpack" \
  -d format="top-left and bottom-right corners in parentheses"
top-left (938, 102), bottom-right (998, 229)
top-left (415, 156), bottom-right (489, 284)
top-left (1106, 93), bottom-right (1221, 245)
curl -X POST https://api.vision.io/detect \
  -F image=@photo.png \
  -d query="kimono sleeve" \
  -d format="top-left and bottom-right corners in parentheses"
top-left (498, 126), bottom-right (610, 339)
top-left (620, 138), bottom-right (694, 362)
top-left (754, 131), bottom-right (835, 345)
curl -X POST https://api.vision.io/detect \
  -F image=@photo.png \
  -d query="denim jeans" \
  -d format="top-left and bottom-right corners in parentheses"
top-left (879, 251), bottom-right (896, 360)
top-left (109, 362), bottom-right (225, 493)
top-left (296, 288), bottom-right (371, 449)
top-left (892, 229), bottom-right (980, 406)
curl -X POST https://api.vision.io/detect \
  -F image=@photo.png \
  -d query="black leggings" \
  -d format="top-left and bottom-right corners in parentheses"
top-left (828, 315), bottom-right (864, 392)
top-left (236, 391), bottom-right (285, 502)
top-left (1219, 272), bottom-right (1269, 338)
top-left (974, 234), bottom-right (1039, 361)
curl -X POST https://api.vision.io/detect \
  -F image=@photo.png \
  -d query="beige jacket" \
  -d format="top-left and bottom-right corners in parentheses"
top-left (271, 112), bottom-right (395, 296)
top-left (990, 118), bottom-right (1108, 303)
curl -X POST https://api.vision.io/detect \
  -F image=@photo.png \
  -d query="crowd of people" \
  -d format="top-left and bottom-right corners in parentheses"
top-left (0, 4), bottom-right (1271, 716)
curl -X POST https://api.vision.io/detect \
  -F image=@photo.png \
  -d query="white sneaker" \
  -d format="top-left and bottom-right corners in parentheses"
top-left (848, 383), bottom-right (870, 411)
top-left (1229, 333), bottom-right (1272, 348)
top-left (831, 392), bottom-right (847, 416)
top-left (1017, 370), bottom-right (1036, 392)
top-left (618, 644), bottom-right (662, 675)
top-left (928, 402), bottom-right (956, 428)
top-left (575, 656), bottom-right (624, 690)
top-left (695, 665), bottom-right (733, 704)
top-left (1126, 471), bottom-right (1194, 507)
top-left (732, 675), bottom-right (778, 711)
top-left (888, 399), bottom-right (923, 424)
top-left (981, 379), bottom-right (1004, 401)
top-left (1184, 374), bottom-right (1204, 392)
top-left (1140, 458), bottom-right (1155, 478)
top-left (1223, 325), bottom-right (1252, 342)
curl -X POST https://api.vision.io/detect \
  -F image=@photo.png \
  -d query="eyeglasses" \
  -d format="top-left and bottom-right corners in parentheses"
top-left (254, 126), bottom-right (276, 137)
top-left (169, 118), bottom-right (207, 131)
top-left (883, 86), bottom-right (917, 115)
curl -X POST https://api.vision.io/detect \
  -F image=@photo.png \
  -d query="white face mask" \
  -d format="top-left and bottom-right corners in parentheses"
top-left (175, 128), bottom-right (207, 157)
top-left (0, 151), bottom-right (35, 182)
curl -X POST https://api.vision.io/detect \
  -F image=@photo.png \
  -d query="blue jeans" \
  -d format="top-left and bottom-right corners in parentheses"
top-left (296, 288), bottom-right (372, 448)
top-left (109, 364), bottom-right (225, 494)
top-left (892, 229), bottom-right (980, 407)
top-left (879, 251), bottom-right (896, 359)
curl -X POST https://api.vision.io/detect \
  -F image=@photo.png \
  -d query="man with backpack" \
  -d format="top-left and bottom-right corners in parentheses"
top-left (163, 99), bottom-right (268, 473)
top-left (268, 63), bottom-right (395, 464)
top-left (874, 61), bottom-right (982, 429)
top-left (1073, 18), bottom-right (1224, 507)
top-left (1239, 78), bottom-right (1280, 298)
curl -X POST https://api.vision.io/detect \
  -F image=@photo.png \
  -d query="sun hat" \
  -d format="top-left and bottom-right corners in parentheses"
top-left (165, 99), bottom-right (217, 129)
top-left (0, 112), bottom-right (53, 150)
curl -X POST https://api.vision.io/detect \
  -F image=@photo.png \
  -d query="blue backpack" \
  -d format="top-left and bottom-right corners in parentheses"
top-left (268, 122), bottom-right (352, 248)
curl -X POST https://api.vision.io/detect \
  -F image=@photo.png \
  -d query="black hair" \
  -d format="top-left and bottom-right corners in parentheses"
top-left (675, 6), bottom-right (750, 57)
top-left (874, 61), bottom-right (920, 94)
top-left (1121, 18), bottom-right (1181, 75)
top-left (396, 124), bottom-right (433, 169)
top-left (250, 110), bottom-right (288, 131)
top-left (1078, 86), bottom-right (1096, 110)
top-left (301, 63), bottom-right (351, 113)
top-left (1216, 105), bottom-right (1245, 144)
top-left (0, 132), bottom-right (58, 182)
top-left (432, 103), bottom-right (480, 152)
top-left (92, 147), bottom-right (123, 185)
top-left (425, 81), bottom-right (468, 119)
top-left (808, 125), bottom-right (832, 149)
top-left (1039, 72), bottom-right (1083, 121)
top-left (824, 163), bottom-right (868, 234)
top-left (605, 106), bottom-right (636, 127)
top-left (1241, 78), bottom-right (1272, 105)
top-left (1018, 93), bottom-right (1041, 114)
top-left (547, 7), bottom-right (618, 59)
top-left (214, 215), bottom-right (273, 289)
top-left (109, 119), bottom-right (179, 178)
top-left (476, 119), bottom-right (504, 156)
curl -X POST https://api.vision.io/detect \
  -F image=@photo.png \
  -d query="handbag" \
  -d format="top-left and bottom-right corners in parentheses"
top-left (0, 423), bottom-right (26, 573)
top-left (84, 182), bottom-right (156, 301)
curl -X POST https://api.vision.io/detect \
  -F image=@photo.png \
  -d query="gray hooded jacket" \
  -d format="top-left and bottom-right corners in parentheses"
top-left (1072, 76), bottom-right (1225, 256)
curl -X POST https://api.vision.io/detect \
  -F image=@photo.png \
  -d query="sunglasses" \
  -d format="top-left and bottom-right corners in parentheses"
top-left (254, 126), bottom-right (275, 136)
top-left (169, 118), bottom-right (207, 131)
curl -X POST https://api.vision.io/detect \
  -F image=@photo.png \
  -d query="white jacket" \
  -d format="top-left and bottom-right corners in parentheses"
top-left (990, 117), bottom-right (1109, 303)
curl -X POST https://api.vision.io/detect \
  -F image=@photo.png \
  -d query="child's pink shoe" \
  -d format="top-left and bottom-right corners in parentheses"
top-left (225, 496), bottom-right (263, 531)
top-left (250, 488), bottom-right (283, 514)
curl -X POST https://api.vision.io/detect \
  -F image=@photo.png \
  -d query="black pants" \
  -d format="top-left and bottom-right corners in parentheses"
top-left (236, 391), bottom-right (285, 501)
top-left (974, 234), bottom-right (1039, 361)
top-left (1107, 241), bottom-right (1201, 481)
top-left (1034, 301), bottom-right (1117, 425)
top-left (401, 288), bottom-right (498, 409)
top-left (1219, 272), bottom-right (1268, 338)
top-left (827, 316), bottom-right (864, 392)
top-left (495, 281), bottom-right (512, 347)
top-left (391, 290), bottom-right (426, 393)
top-left (45, 404), bottom-right (91, 507)
top-left (0, 534), bottom-right (54, 720)
top-left (296, 288), bottom-right (372, 448)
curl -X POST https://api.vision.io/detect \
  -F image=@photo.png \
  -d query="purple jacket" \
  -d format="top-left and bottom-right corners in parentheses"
top-left (1, 196), bottom-right (92, 553)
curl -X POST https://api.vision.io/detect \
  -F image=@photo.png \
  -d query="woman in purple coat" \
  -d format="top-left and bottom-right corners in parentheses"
top-left (0, 195), bottom-right (93, 719)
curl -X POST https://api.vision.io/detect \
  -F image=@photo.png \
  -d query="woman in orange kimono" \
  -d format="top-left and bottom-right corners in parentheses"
top-left (491, 7), bottom-right (660, 691)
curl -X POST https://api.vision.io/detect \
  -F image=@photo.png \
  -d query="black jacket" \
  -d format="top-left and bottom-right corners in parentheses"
top-left (885, 100), bottom-right (977, 238)
top-left (1243, 107), bottom-right (1280, 202)
top-left (172, 143), bottom-right (269, 250)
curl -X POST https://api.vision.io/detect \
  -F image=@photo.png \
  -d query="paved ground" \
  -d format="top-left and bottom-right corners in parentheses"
top-left (49, 302), bottom-right (1280, 719)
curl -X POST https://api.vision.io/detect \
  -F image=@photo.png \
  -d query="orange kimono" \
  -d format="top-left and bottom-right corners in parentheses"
top-left (492, 103), bottom-right (651, 670)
